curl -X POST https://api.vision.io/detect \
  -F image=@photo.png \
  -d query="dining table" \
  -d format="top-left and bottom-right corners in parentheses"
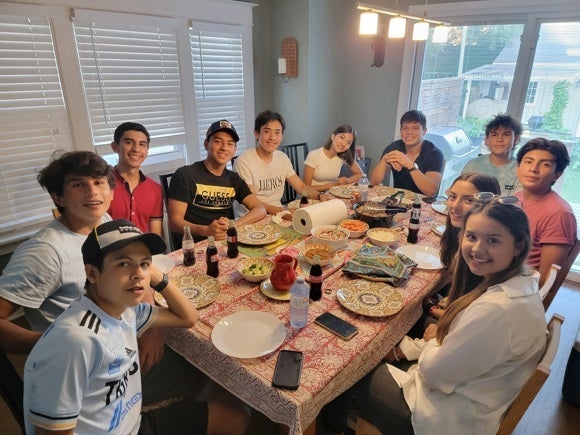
top-left (157, 186), bottom-right (448, 434)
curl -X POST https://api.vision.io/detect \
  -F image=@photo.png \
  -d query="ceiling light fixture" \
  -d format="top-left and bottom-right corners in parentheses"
top-left (359, 11), bottom-right (379, 35)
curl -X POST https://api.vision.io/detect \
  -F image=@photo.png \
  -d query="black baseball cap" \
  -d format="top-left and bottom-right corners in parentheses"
top-left (205, 119), bottom-right (239, 142)
top-left (82, 219), bottom-right (167, 265)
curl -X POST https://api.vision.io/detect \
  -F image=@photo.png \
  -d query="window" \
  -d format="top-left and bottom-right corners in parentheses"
top-left (72, 10), bottom-right (186, 163)
top-left (190, 22), bottom-right (250, 159)
top-left (0, 11), bottom-right (75, 244)
top-left (525, 81), bottom-right (538, 104)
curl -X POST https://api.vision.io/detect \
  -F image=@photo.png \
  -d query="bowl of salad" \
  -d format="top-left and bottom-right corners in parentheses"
top-left (237, 257), bottom-right (275, 283)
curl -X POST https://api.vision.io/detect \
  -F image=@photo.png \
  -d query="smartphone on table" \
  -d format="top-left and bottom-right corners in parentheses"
top-left (314, 312), bottom-right (359, 340)
top-left (272, 350), bottom-right (303, 390)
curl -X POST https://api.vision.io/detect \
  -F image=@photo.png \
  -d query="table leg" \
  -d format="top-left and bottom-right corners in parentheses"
top-left (277, 419), bottom-right (316, 435)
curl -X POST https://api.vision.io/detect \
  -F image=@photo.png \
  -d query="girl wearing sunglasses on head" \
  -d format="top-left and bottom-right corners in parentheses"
top-left (320, 201), bottom-right (546, 435)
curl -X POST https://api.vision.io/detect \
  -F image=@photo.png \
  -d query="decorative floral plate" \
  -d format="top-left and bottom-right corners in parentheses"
top-left (237, 223), bottom-right (283, 245)
top-left (372, 186), bottom-right (415, 202)
top-left (431, 201), bottom-right (448, 215)
top-left (337, 279), bottom-right (404, 317)
top-left (329, 185), bottom-right (357, 199)
top-left (154, 274), bottom-right (221, 308)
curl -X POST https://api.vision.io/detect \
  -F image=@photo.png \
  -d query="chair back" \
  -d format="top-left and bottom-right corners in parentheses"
top-left (279, 142), bottom-right (309, 204)
top-left (538, 264), bottom-right (561, 302)
top-left (496, 313), bottom-right (565, 435)
top-left (158, 173), bottom-right (178, 251)
top-left (542, 239), bottom-right (580, 310)
top-left (0, 349), bottom-right (25, 432)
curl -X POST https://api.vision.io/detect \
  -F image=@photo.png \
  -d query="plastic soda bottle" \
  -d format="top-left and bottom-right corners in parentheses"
top-left (182, 226), bottom-right (195, 266)
top-left (358, 173), bottom-right (369, 202)
top-left (290, 276), bottom-right (309, 329)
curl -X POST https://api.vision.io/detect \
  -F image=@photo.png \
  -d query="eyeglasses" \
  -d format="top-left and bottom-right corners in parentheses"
top-left (473, 192), bottom-right (520, 204)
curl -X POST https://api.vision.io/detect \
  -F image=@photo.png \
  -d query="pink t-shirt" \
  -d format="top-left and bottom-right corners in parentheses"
top-left (515, 190), bottom-right (577, 268)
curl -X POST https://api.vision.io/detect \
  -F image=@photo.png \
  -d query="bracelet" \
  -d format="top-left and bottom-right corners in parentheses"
top-left (151, 273), bottom-right (169, 293)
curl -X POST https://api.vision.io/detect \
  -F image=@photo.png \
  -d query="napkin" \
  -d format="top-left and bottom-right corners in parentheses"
top-left (343, 243), bottom-right (417, 282)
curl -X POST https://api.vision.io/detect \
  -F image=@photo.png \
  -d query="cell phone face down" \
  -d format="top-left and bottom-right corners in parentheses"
top-left (272, 350), bottom-right (303, 390)
top-left (314, 312), bottom-right (359, 340)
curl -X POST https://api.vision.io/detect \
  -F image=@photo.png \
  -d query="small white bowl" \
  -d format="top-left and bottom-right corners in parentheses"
top-left (339, 219), bottom-right (369, 238)
top-left (237, 257), bottom-right (275, 283)
top-left (311, 225), bottom-right (350, 251)
top-left (302, 243), bottom-right (337, 267)
top-left (367, 227), bottom-right (402, 247)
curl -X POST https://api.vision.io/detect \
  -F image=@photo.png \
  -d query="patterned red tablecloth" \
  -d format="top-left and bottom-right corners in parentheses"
top-left (162, 194), bottom-right (447, 434)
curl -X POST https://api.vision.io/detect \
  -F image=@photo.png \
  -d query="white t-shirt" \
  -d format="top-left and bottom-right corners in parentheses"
top-left (304, 147), bottom-right (345, 186)
top-left (0, 215), bottom-right (111, 331)
top-left (401, 272), bottom-right (546, 435)
top-left (233, 148), bottom-right (296, 215)
top-left (24, 296), bottom-right (156, 435)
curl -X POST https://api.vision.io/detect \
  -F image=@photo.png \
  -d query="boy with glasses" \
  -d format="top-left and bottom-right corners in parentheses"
top-left (515, 137), bottom-right (577, 286)
top-left (463, 114), bottom-right (523, 195)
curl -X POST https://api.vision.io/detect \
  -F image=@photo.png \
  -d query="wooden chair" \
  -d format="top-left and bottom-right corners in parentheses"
top-left (542, 239), bottom-right (580, 310)
top-left (538, 263), bottom-right (561, 302)
top-left (497, 313), bottom-right (564, 434)
top-left (158, 173), bottom-right (179, 252)
top-left (279, 142), bottom-right (309, 204)
top-left (0, 349), bottom-right (25, 432)
top-left (354, 314), bottom-right (565, 435)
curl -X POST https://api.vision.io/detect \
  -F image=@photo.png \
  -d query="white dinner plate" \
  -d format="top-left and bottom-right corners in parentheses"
top-left (431, 201), bottom-right (448, 215)
top-left (396, 245), bottom-right (443, 270)
top-left (211, 311), bottom-right (286, 358)
top-left (152, 254), bottom-right (175, 273)
top-left (431, 223), bottom-right (446, 237)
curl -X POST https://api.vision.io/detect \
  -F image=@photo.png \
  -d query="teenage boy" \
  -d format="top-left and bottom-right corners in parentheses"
top-left (168, 119), bottom-right (266, 243)
top-left (370, 110), bottom-right (444, 197)
top-left (108, 122), bottom-right (164, 235)
top-left (233, 110), bottom-right (323, 216)
top-left (0, 151), bottom-right (114, 353)
top-left (24, 220), bottom-right (249, 434)
top-left (462, 114), bottom-right (523, 195)
top-left (515, 138), bottom-right (577, 286)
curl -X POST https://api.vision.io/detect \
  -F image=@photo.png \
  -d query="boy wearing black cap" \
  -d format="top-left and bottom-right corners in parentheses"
top-left (23, 220), bottom-right (249, 434)
top-left (167, 120), bottom-right (266, 244)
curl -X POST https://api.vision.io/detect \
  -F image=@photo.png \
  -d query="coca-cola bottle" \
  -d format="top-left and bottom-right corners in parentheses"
top-left (300, 191), bottom-right (309, 207)
top-left (407, 194), bottom-right (421, 244)
top-left (206, 236), bottom-right (219, 278)
top-left (309, 256), bottom-right (323, 301)
top-left (226, 220), bottom-right (239, 258)
top-left (182, 226), bottom-right (195, 266)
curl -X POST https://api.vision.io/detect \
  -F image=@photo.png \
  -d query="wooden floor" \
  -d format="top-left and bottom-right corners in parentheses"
top-left (2, 282), bottom-right (580, 435)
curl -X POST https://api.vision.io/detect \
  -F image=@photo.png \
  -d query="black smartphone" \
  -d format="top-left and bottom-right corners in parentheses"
top-left (314, 312), bottom-right (359, 340)
top-left (272, 350), bottom-right (303, 390)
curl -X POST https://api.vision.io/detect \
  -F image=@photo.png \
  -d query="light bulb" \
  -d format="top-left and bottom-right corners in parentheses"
top-left (413, 21), bottom-right (429, 41)
top-left (359, 12), bottom-right (378, 35)
top-left (388, 17), bottom-right (406, 38)
top-left (432, 25), bottom-right (449, 43)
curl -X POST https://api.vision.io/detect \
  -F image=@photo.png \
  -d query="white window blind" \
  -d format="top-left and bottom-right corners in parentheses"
top-left (190, 23), bottom-right (247, 159)
top-left (0, 13), bottom-right (74, 241)
top-left (73, 11), bottom-right (186, 159)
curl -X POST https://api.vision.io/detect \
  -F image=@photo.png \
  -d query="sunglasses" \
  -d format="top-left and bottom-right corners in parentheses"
top-left (473, 192), bottom-right (520, 204)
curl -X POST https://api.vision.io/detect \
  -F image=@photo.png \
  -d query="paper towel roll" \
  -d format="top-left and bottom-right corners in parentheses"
top-left (292, 199), bottom-right (348, 234)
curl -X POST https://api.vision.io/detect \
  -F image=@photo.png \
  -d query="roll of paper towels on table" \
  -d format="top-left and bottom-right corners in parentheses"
top-left (292, 199), bottom-right (348, 234)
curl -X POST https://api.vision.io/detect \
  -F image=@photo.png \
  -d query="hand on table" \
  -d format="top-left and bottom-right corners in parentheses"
top-left (335, 177), bottom-right (349, 186)
top-left (383, 150), bottom-right (413, 172)
top-left (207, 217), bottom-right (229, 241)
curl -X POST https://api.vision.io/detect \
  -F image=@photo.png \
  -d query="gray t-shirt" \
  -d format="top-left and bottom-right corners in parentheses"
top-left (0, 216), bottom-right (110, 331)
top-left (462, 155), bottom-right (521, 195)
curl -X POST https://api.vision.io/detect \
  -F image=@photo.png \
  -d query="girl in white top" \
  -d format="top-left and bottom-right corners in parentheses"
top-left (303, 124), bottom-right (362, 191)
top-left (321, 200), bottom-right (547, 435)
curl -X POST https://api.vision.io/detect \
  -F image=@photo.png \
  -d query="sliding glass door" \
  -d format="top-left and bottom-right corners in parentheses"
top-left (413, 17), bottom-right (580, 280)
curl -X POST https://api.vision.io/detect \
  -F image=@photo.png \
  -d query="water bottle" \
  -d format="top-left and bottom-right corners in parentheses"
top-left (407, 194), bottom-right (421, 244)
top-left (290, 276), bottom-right (309, 329)
top-left (206, 236), bottom-right (219, 277)
top-left (226, 220), bottom-right (239, 258)
top-left (182, 226), bottom-right (195, 266)
top-left (358, 173), bottom-right (369, 202)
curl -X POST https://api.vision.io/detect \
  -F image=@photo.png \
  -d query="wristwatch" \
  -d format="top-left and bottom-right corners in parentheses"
top-left (408, 163), bottom-right (419, 173)
top-left (152, 273), bottom-right (169, 293)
